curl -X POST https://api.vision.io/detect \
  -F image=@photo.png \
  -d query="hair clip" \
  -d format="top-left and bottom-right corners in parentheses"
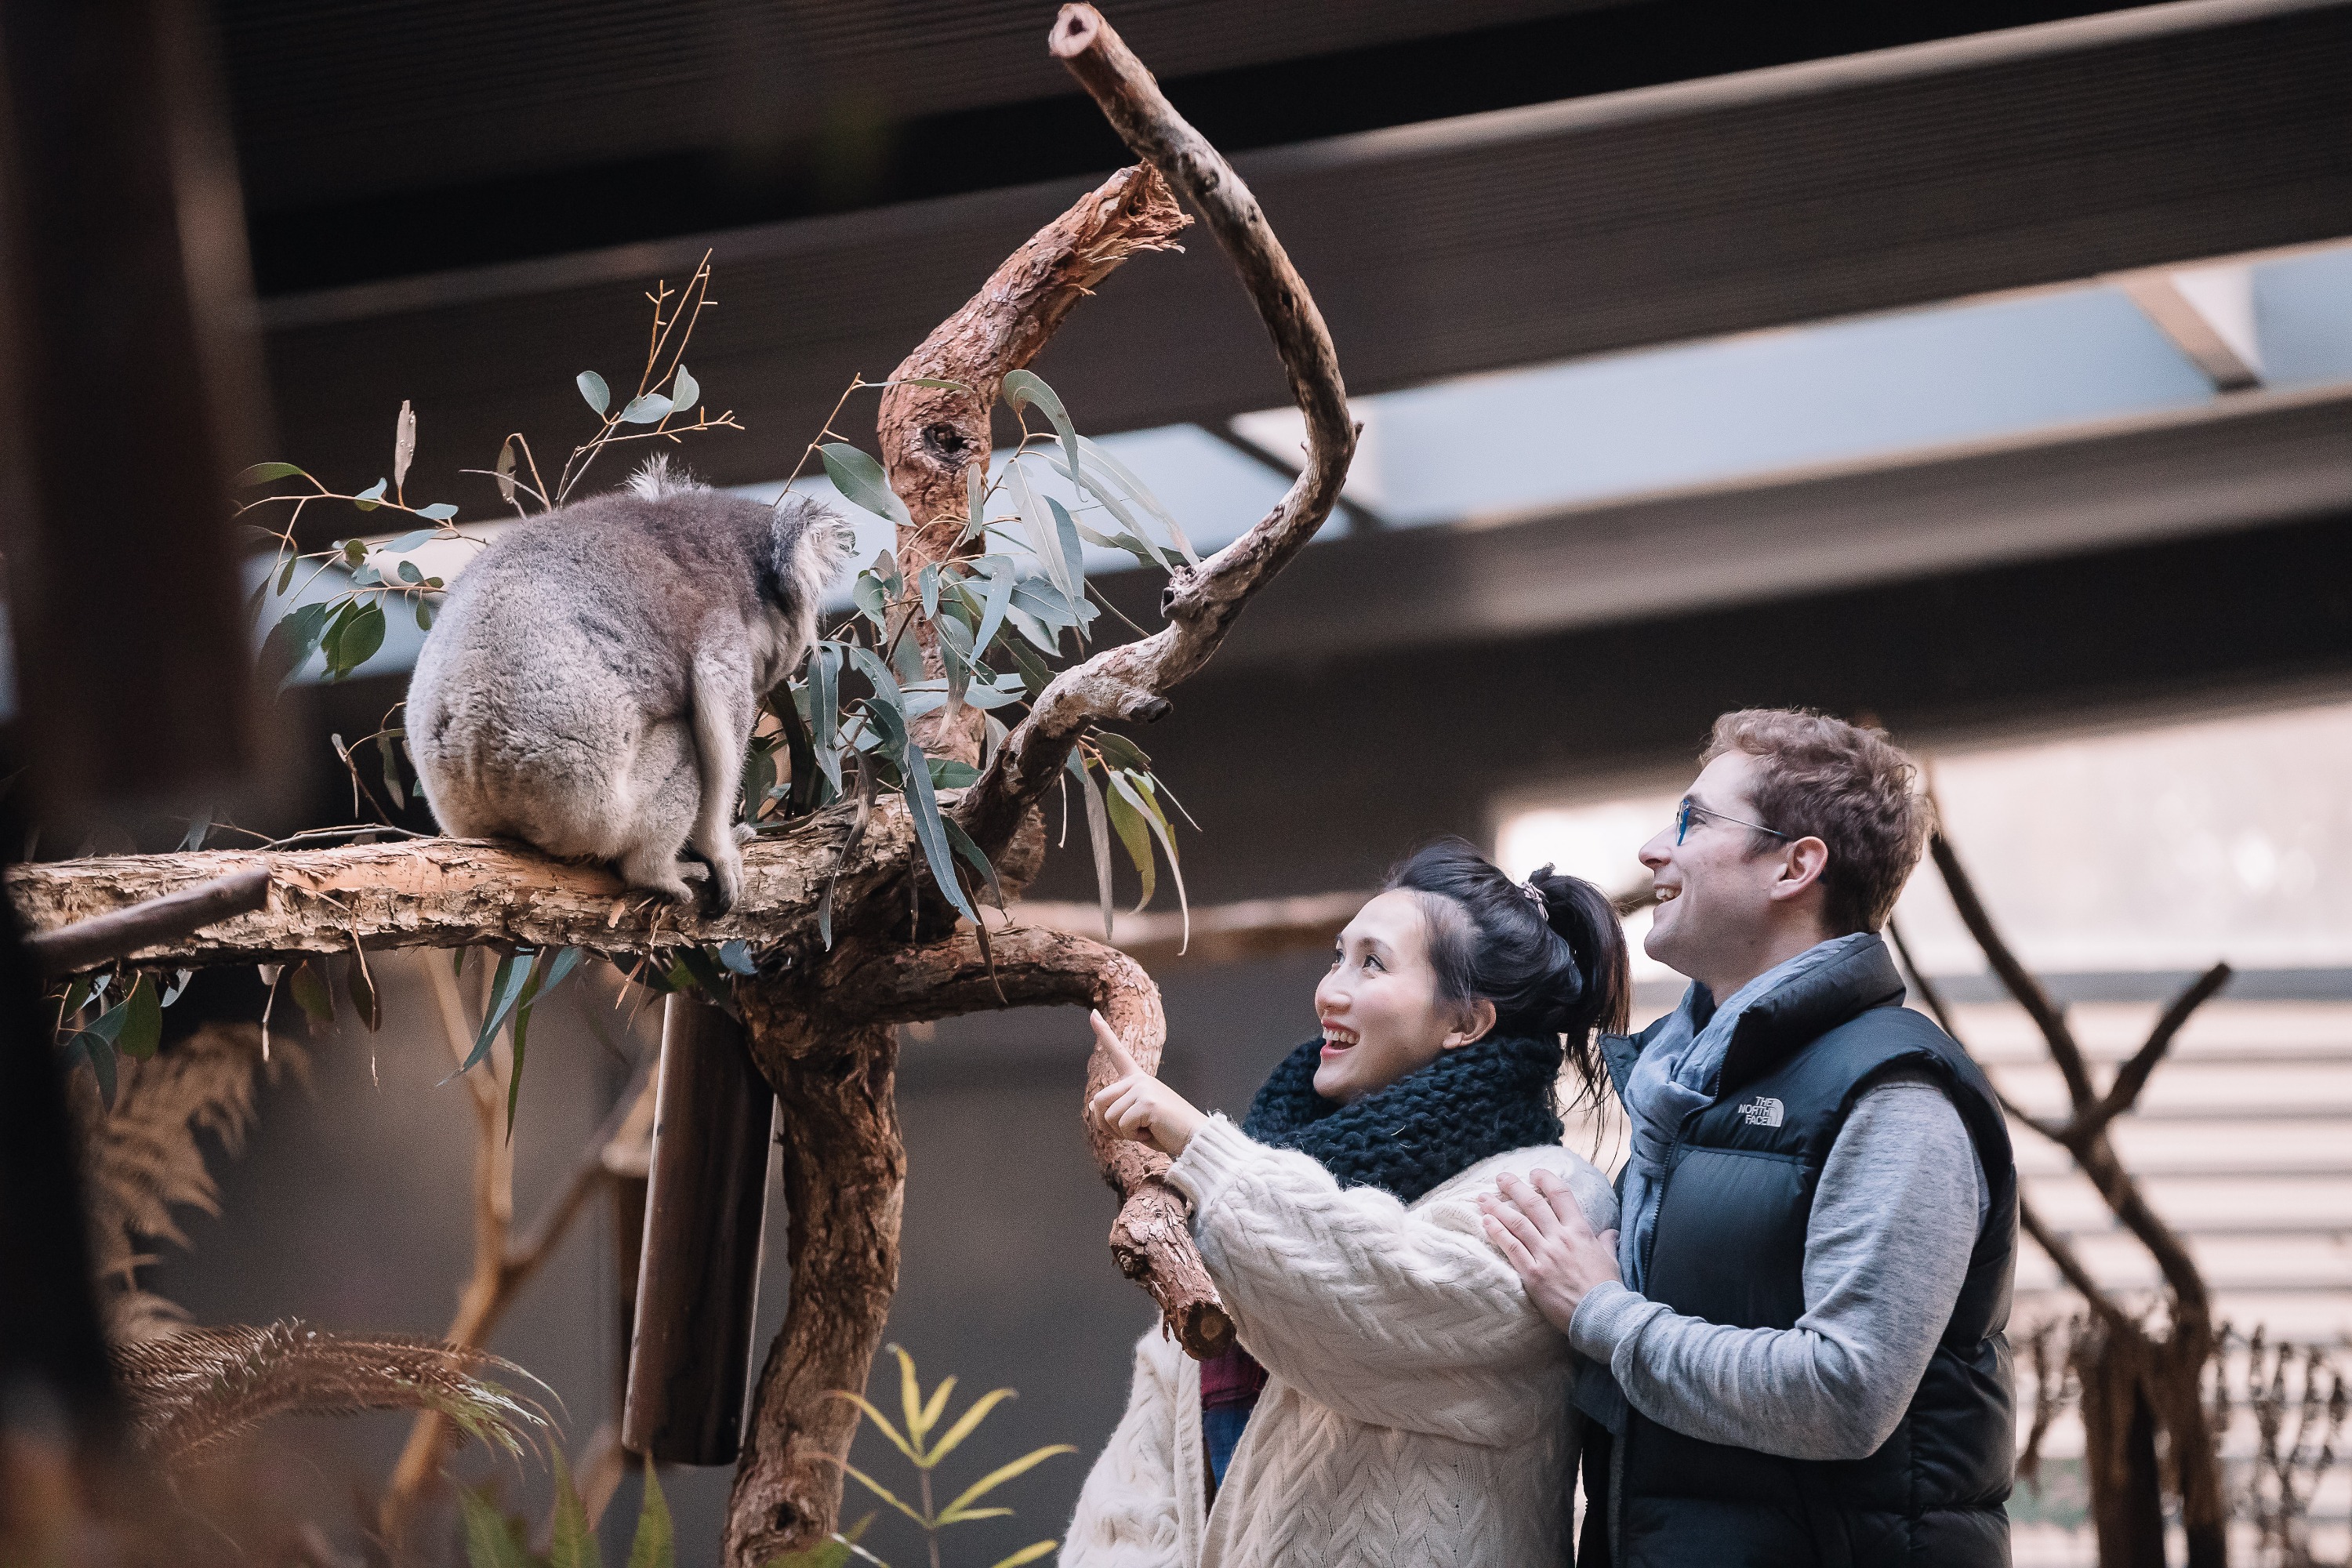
top-left (1519, 880), bottom-right (1548, 911)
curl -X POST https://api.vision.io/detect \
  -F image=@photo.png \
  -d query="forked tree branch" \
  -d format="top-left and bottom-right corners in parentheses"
top-left (956, 3), bottom-right (1358, 855)
top-left (2078, 961), bottom-right (2231, 1141)
top-left (1926, 829), bottom-right (2099, 1112)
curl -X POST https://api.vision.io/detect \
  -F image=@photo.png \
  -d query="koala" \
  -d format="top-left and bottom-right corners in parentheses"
top-left (406, 456), bottom-right (855, 911)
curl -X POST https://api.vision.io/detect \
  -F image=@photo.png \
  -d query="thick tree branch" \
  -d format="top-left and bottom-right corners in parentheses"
top-left (956, 4), bottom-right (1358, 855)
top-left (824, 924), bottom-right (1231, 1356)
top-left (7, 803), bottom-right (916, 973)
top-left (2018, 1190), bottom-right (2130, 1332)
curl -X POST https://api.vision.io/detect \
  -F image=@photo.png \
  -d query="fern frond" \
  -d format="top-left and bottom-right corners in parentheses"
top-left (112, 1319), bottom-right (547, 1464)
top-left (74, 1022), bottom-right (303, 1333)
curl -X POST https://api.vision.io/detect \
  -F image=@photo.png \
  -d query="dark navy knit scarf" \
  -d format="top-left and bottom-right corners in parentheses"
top-left (1199, 1032), bottom-right (1566, 1490)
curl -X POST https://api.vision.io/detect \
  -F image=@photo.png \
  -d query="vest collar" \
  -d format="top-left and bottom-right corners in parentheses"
top-left (1717, 934), bottom-right (1907, 1094)
top-left (1598, 935), bottom-right (1908, 1104)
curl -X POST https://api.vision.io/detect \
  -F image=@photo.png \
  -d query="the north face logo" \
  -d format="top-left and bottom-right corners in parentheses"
top-left (1740, 1096), bottom-right (1785, 1128)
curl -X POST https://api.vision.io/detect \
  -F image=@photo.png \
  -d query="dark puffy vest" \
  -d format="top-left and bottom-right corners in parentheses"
top-left (1595, 938), bottom-right (2019, 1567)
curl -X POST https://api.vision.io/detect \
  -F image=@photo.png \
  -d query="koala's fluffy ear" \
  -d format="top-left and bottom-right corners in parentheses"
top-left (627, 452), bottom-right (702, 500)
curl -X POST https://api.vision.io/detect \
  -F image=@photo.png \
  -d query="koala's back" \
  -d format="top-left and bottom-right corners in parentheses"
top-left (407, 488), bottom-right (767, 839)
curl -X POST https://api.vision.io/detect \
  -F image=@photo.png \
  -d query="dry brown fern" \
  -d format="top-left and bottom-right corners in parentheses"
top-left (112, 1320), bottom-right (547, 1465)
top-left (72, 1020), bottom-right (304, 1337)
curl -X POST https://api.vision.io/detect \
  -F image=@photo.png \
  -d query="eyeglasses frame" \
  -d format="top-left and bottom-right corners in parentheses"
top-left (1674, 798), bottom-right (1791, 846)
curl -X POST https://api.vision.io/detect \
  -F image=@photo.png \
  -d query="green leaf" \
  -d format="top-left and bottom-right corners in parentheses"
top-left (73, 1033), bottom-right (118, 1109)
top-left (385, 528), bottom-right (437, 551)
top-left (459, 1483), bottom-right (536, 1568)
top-left (549, 1450), bottom-right (601, 1568)
top-left (916, 562), bottom-right (941, 619)
top-left (416, 597), bottom-right (437, 632)
top-left (889, 623), bottom-right (925, 689)
top-left (1104, 771), bottom-right (1156, 911)
top-left (116, 977), bottom-right (162, 1060)
top-left (619, 394), bottom-right (673, 425)
top-left (507, 946), bottom-right (583, 1134)
top-left (289, 960), bottom-right (336, 1027)
top-left (1001, 370), bottom-right (1084, 511)
top-left (1069, 753), bottom-right (1114, 939)
top-left (920, 1386), bottom-right (1009, 1468)
top-left (379, 730), bottom-right (408, 810)
top-left (890, 376), bottom-right (975, 390)
top-left (238, 461), bottom-right (308, 486)
top-left (963, 460), bottom-right (988, 542)
top-left (935, 1443), bottom-right (1079, 1523)
top-left (913, 1369), bottom-right (956, 1447)
top-left (1114, 773), bottom-right (1188, 952)
top-left (670, 364), bottom-right (700, 411)
top-left (496, 437), bottom-right (519, 504)
top-left (835, 1459), bottom-right (930, 1530)
top-left (397, 558), bottom-right (424, 584)
top-left (452, 952), bottom-right (532, 1080)
top-left (577, 371), bottom-right (611, 417)
top-left (354, 478), bottom-right (388, 512)
top-left (823, 1392), bottom-right (920, 1468)
top-left (1079, 434), bottom-right (1198, 563)
top-left (988, 1544), bottom-right (1061, 1568)
top-left (1092, 732), bottom-right (1152, 775)
top-left (324, 601), bottom-right (387, 677)
top-left (1046, 496), bottom-right (1088, 610)
top-left (851, 571), bottom-right (890, 631)
top-left (811, 642), bottom-right (844, 795)
top-left (415, 502), bottom-right (459, 521)
top-left (818, 443), bottom-right (911, 527)
top-left (972, 558), bottom-right (1015, 661)
top-left (927, 757), bottom-right (980, 790)
top-left (625, 1457), bottom-right (674, 1568)
top-left (892, 1345), bottom-right (927, 1454)
top-left (901, 732), bottom-right (978, 924)
top-left (1003, 459), bottom-right (1072, 606)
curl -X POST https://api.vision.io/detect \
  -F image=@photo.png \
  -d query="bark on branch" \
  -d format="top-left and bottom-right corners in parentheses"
top-left (6, 804), bottom-right (915, 974)
top-left (956, 3), bottom-right (1358, 855)
top-left (823, 924), bottom-right (1231, 1356)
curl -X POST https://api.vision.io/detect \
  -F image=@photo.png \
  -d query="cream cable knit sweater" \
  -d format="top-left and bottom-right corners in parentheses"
top-left (1062, 1115), bottom-right (1617, 1568)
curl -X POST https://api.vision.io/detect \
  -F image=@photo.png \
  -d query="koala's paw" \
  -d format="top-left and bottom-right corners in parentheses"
top-left (732, 822), bottom-right (757, 844)
top-left (694, 840), bottom-right (744, 915)
top-left (617, 847), bottom-right (698, 904)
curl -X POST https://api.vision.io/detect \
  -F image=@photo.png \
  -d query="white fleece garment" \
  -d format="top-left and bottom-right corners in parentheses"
top-left (1061, 1115), bottom-right (1617, 1568)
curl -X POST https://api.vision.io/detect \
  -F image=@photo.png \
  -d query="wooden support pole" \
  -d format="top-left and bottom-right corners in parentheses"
top-left (623, 994), bottom-right (775, 1465)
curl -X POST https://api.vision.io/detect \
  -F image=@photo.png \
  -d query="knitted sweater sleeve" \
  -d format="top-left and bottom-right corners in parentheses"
top-left (1165, 1115), bottom-right (1612, 1443)
top-left (1062, 1328), bottom-right (1196, 1568)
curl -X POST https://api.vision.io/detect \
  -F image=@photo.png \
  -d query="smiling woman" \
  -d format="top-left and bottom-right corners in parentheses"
top-left (1067, 837), bottom-right (1628, 1568)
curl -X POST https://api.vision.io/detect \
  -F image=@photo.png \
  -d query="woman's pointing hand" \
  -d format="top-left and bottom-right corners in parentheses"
top-left (1086, 1009), bottom-right (1207, 1159)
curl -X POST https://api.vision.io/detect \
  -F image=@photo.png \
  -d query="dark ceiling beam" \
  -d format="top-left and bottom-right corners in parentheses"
top-left (1169, 383), bottom-right (2352, 668)
top-left (1046, 506), bottom-right (2352, 904)
top-left (257, 0), bottom-right (2352, 510)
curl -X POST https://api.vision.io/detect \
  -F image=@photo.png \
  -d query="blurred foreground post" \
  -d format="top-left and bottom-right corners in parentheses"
top-left (0, 0), bottom-right (266, 826)
top-left (624, 993), bottom-right (775, 1465)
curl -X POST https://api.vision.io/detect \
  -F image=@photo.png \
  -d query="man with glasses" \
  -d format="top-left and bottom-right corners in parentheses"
top-left (1479, 709), bottom-right (2018, 1567)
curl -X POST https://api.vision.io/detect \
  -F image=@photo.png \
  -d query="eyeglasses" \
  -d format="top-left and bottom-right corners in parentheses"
top-left (1675, 798), bottom-right (1789, 845)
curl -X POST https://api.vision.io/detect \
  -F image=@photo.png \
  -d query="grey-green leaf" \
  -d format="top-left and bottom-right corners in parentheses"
top-left (820, 443), bottom-right (912, 527)
top-left (619, 393), bottom-right (673, 425)
top-left (577, 370), bottom-right (611, 416)
top-left (670, 364), bottom-right (699, 412)
top-left (1069, 752), bottom-right (1115, 939)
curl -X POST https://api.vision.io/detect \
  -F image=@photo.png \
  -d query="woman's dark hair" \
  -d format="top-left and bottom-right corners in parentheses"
top-left (1384, 836), bottom-right (1631, 1108)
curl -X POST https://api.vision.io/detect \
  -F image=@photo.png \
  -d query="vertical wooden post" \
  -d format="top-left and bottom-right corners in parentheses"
top-left (0, 0), bottom-right (264, 825)
top-left (622, 994), bottom-right (775, 1465)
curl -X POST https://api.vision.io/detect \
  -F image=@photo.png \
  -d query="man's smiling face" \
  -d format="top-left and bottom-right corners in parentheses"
top-left (1636, 750), bottom-right (1795, 989)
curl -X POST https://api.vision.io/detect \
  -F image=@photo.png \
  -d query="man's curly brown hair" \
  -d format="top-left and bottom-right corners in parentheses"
top-left (1700, 709), bottom-right (1929, 936)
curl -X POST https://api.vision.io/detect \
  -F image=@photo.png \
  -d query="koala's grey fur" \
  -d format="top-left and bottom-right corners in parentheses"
top-left (407, 457), bottom-right (855, 911)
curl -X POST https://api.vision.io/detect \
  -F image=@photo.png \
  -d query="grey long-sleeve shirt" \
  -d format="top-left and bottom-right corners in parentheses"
top-left (1567, 1069), bottom-right (1989, 1461)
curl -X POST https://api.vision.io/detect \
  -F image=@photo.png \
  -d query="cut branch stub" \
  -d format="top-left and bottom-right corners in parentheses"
top-left (878, 162), bottom-right (1187, 554)
top-left (957, 5), bottom-right (1358, 856)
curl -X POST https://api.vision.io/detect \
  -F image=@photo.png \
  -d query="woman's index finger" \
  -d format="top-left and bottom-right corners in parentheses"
top-left (1089, 1008), bottom-right (1149, 1078)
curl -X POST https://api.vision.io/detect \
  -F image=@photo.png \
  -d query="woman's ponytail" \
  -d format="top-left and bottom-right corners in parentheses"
top-left (1384, 837), bottom-right (1633, 1115)
top-left (1528, 866), bottom-right (1632, 1037)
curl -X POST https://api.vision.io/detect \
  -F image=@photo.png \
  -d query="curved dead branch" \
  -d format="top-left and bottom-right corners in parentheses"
top-left (826, 922), bottom-right (1231, 1356)
top-left (956, 3), bottom-right (1357, 855)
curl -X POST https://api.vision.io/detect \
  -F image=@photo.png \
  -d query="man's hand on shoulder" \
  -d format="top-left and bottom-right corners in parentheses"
top-left (1479, 1169), bottom-right (1624, 1335)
